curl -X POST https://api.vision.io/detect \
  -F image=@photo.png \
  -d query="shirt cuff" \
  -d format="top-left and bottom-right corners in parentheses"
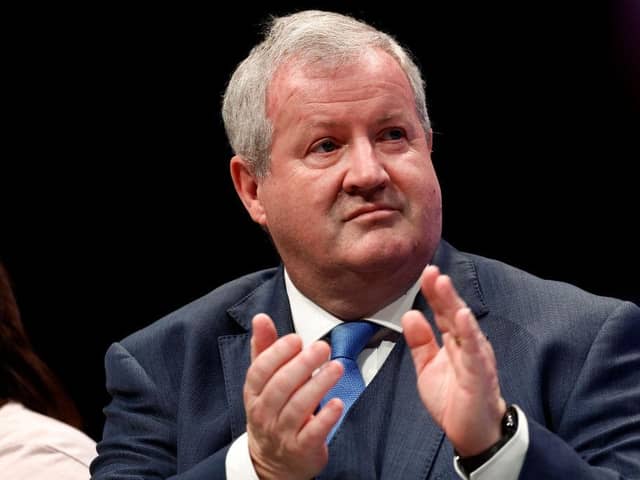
top-left (225, 432), bottom-right (260, 480)
top-left (453, 404), bottom-right (529, 480)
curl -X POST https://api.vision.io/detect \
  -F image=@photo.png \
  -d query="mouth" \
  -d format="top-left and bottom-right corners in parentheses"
top-left (345, 204), bottom-right (399, 222)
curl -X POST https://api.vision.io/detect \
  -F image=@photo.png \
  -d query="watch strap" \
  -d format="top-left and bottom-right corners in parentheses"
top-left (455, 405), bottom-right (518, 475)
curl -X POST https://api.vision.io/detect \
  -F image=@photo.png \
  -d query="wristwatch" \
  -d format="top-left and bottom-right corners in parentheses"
top-left (455, 405), bottom-right (518, 476)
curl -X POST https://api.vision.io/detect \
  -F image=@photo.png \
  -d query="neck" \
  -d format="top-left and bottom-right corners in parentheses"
top-left (287, 264), bottom-right (424, 320)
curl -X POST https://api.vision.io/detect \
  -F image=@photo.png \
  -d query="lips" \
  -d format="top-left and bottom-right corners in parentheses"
top-left (345, 203), bottom-right (399, 221)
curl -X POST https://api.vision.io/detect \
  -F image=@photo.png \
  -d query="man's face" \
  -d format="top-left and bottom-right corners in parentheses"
top-left (253, 49), bottom-right (442, 282)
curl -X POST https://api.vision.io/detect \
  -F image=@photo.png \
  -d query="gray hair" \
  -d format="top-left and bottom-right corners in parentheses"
top-left (222, 10), bottom-right (430, 178)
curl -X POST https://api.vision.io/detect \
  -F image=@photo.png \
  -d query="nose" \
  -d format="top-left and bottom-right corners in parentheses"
top-left (342, 140), bottom-right (390, 195)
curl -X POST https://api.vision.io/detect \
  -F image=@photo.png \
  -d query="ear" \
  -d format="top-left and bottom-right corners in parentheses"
top-left (230, 155), bottom-right (268, 227)
top-left (426, 128), bottom-right (433, 152)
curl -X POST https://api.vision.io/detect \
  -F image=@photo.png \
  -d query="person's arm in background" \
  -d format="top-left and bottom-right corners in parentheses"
top-left (0, 262), bottom-right (96, 479)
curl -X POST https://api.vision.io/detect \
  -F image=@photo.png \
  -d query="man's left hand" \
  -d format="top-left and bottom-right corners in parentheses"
top-left (402, 265), bottom-right (507, 456)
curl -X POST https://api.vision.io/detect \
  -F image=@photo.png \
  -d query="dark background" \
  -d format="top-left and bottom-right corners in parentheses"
top-left (3, 2), bottom-right (638, 441)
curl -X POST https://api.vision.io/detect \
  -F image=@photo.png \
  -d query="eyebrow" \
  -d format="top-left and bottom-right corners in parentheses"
top-left (374, 112), bottom-right (408, 126)
top-left (306, 112), bottom-right (409, 130)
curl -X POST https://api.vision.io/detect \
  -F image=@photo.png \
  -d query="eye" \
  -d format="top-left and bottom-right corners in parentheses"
top-left (380, 128), bottom-right (406, 141)
top-left (310, 138), bottom-right (339, 154)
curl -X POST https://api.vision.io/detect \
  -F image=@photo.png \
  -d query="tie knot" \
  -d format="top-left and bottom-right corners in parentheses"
top-left (330, 321), bottom-right (380, 361)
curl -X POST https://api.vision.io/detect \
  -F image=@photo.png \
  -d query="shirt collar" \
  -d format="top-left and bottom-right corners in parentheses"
top-left (284, 269), bottom-right (422, 349)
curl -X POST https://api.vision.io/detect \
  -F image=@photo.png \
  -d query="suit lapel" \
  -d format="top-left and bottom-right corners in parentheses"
top-left (218, 267), bottom-right (294, 439)
top-left (431, 240), bottom-right (489, 320)
top-left (380, 337), bottom-right (446, 479)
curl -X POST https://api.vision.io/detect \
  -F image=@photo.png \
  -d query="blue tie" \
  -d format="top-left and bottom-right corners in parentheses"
top-left (321, 321), bottom-right (380, 442)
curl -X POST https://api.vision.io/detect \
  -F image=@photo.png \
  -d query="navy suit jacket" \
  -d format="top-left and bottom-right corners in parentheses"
top-left (91, 241), bottom-right (640, 479)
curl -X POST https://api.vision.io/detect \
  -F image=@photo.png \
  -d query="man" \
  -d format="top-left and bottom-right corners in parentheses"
top-left (91, 10), bottom-right (639, 479)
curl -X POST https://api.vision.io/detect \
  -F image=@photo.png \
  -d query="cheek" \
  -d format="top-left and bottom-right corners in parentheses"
top-left (259, 164), bottom-right (346, 233)
top-left (419, 183), bottom-right (442, 230)
top-left (404, 169), bottom-right (441, 223)
top-left (424, 180), bottom-right (442, 207)
top-left (261, 180), bottom-right (325, 232)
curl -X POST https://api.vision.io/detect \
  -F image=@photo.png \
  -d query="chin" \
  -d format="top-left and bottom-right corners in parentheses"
top-left (346, 238), bottom-right (419, 273)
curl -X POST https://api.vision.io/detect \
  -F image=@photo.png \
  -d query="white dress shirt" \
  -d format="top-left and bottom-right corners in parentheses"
top-left (226, 270), bottom-right (528, 479)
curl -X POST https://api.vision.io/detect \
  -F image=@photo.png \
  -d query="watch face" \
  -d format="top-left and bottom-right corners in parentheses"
top-left (502, 405), bottom-right (518, 435)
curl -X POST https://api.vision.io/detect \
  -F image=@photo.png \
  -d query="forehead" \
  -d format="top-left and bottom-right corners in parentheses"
top-left (266, 49), bottom-right (416, 122)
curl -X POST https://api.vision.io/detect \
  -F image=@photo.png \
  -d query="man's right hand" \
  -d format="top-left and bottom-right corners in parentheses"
top-left (243, 313), bottom-right (344, 479)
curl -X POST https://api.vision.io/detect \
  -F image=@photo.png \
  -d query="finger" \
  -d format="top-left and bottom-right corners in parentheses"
top-left (442, 331), bottom-right (465, 381)
top-left (418, 265), bottom-right (440, 305)
top-left (402, 310), bottom-right (440, 374)
top-left (454, 307), bottom-right (481, 353)
top-left (456, 309), bottom-right (499, 379)
top-left (251, 313), bottom-right (278, 362)
top-left (245, 332), bottom-right (302, 399)
top-left (298, 398), bottom-right (344, 447)
top-left (279, 359), bottom-right (344, 431)
top-left (421, 268), bottom-right (467, 333)
top-left (443, 308), bottom-right (494, 385)
top-left (432, 275), bottom-right (467, 323)
top-left (259, 340), bottom-right (333, 418)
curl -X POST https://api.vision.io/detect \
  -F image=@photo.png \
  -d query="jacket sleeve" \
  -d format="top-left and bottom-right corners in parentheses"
top-left (520, 301), bottom-right (640, 479)
top-left (90, 342), bottom-right (229, 480)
